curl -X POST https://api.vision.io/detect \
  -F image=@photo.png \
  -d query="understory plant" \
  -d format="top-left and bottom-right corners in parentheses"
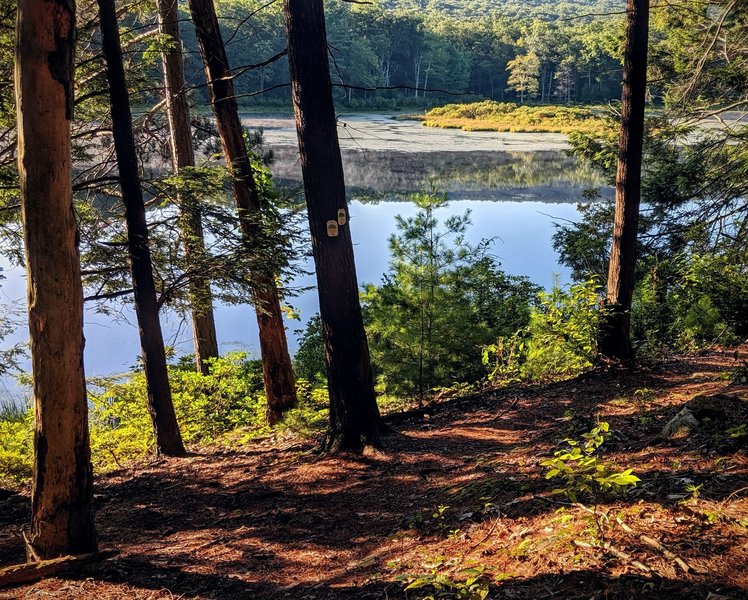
top-left (483, 278), bottom-right (603, 385)
top-left (0, 401), bottom-right (32, 485)
top-left (404, 563), bottom-right (492, 600)
top-left (541, 422), bottom-right (640, 503)
top-left (361, 187), bottom-right (538, 398)
top-left (88, 352), bottom-right (269, 468)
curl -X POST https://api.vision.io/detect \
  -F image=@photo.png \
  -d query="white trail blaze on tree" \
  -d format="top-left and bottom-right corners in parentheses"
top-left (284, 0), bottom-right (382, 451)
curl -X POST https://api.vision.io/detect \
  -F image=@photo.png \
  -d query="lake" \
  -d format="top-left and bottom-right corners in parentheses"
top-left (0, 114), bottom-right (610, 399)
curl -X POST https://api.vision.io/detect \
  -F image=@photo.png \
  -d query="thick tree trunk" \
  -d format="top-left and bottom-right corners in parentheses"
top-left (284, 0), bottom-right (382, 452)
top-left (15, 0), bottom-right (97, 558)
top-left (187, 0), bottom-right (296, 424)
top-left (97, 0), bottom-right (186, 455)
top-left (157, 0), bottom-right (219, 375)
top-left (599, 0), bottom-right (650, 361)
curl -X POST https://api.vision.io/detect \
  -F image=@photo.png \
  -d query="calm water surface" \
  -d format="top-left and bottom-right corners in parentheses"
top-left (0, 114), bottom-right (610, 398)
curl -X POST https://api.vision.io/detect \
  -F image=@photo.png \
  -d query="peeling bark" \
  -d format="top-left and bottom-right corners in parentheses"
top-left (15, 0), bottom-right (97, 558)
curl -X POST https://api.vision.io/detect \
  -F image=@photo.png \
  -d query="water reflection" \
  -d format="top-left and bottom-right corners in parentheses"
top-left (271, 147), bottom-right (610, 204)
top-left (2, 126), bottom-right (607, 385)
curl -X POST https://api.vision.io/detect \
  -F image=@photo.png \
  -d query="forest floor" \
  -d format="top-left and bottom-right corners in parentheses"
top-left (1, 348), bottom-right (747, 599)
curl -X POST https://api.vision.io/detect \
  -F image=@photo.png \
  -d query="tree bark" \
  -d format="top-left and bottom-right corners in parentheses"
top-left (15, 0), bottom-right (97, 558)
top-left (187, 0), bottom-right (297, 425)
top-left (599, 0), bottom-right (650, 361)
top-left (97, 0), bottom-right (186, 455)
top-left (284, 0), bottom-right (382, 451)
top-left (157, 0), bottom-right (219, 375)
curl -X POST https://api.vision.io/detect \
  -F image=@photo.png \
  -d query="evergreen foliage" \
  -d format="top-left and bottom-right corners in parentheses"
top-left (361, 189), bottom-right (539, 397)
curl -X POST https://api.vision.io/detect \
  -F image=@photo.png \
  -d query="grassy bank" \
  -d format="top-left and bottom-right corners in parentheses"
top-left (418, 100), bottom-right (612, 134)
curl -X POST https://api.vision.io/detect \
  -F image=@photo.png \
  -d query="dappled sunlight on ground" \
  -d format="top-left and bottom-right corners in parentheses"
top-left (1, 348), bottom-right (747, 599)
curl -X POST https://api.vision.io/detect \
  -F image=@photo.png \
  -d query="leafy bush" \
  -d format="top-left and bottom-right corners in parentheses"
top-left (293, 315), bottom-right (327, 382)
top-left (632, 251), bottom-right (748, 354)
top-left (483, 279), bottom-right (604, 385)
top-left (0, 354), bottom-right (331, 482)
top-left (275, 378), bottom-right (329, 437)
top-left (404, 568), bottom-right (491, 600)
top-left (0, 402), bottom-right (32, 485)
top-left (541, 422), bottom-right (640, 502)
top-left (89, 352), bottom-right (269, 469)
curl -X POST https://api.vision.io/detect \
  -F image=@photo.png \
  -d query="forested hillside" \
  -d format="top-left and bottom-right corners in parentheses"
top-left (379, 0), bottom-right (624, 19)
top-left (180, 0), bottom-right (629, 107)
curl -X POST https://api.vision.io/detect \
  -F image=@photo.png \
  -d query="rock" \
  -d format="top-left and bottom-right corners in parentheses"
top-left (662, 409), bottom-right (701, 439)
top-left (661, 393), bottom-right (744, 439)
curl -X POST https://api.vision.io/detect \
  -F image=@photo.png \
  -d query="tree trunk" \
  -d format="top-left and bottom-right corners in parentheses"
top-left (284, 0), bottom-right (382, 452)
top-left (15, 0), bottom-right (97, 558)
top-left (97, 0), bottom-right (186, 455)
top-left (157, 0), bottom-right (219, 375)
top-left (599, 0), bottom-right (650, 361)
top-left (187, 0), bottom-right (297, 424)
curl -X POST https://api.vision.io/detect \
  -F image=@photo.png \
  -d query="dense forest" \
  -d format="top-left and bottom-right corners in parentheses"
top-left (0, 0), bottom-right (747, 597)
top-left (178, 0), bottom-right (628, 106)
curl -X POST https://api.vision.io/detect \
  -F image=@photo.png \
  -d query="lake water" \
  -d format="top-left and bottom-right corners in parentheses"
top-left (0, 114), bottom-right (610, 400)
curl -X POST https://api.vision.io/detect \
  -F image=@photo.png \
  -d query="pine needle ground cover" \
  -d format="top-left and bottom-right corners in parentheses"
top-left (1, 347), bottom-right (746, 599)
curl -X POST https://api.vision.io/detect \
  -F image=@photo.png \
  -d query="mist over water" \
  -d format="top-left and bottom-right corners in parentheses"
top-left (0, 115), bottom-right (610, 399)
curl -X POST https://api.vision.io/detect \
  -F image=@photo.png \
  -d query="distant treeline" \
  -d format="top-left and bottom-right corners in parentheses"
top-left (178, 0), bottom-right (629, 109)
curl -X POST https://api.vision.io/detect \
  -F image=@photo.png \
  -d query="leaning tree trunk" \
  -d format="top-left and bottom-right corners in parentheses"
top-left (15, 0), bottom-right (97, 558)
top-left (98, 0), bottom-right (186, 456)
top-left (599, 0), bottom-right (650, 361)
top-left (157, 0), bottom-right (219, 375)
top-left (284, 0), bottom-right (382, 452)
top-left (187, 0), bottom-right (296, 425)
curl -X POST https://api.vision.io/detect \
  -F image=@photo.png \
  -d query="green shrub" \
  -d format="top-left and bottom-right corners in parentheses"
top-left (422, 101), bottom-right (610, 134)
top-left (275, 378), bottom-right (329, 437)
top-left (293, 315), bottom-right (327, 382)
top-left (89, 352), bottom-right (269, 469)
top-left (362, 189), bottom-right (538, 397)
top-left (0, 402), bottom-right (32, 485)
top-left (632, 251), bottom-right (748, 354)
top-left (0, 353), bottom-right (332, 482)
top-left (484, 279), bottom-right (603, 385)
top-left (541, 422), bottom-right (640, 503)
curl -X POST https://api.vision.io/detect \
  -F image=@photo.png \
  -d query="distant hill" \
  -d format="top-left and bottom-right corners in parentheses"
top-left (376, 0), bottom-right (624, 19)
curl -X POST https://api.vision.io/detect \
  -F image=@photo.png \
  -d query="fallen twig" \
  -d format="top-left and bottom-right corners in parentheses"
top-left (573, 539), bottom-right (652, 573)
top-left (616, 517), bottom-right (701, 574)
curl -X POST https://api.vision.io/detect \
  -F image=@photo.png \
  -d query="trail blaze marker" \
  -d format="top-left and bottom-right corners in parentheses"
top-left (326, 220), bottom-right (339, 237)
top-left (337, 209), bottom-right (347, 225)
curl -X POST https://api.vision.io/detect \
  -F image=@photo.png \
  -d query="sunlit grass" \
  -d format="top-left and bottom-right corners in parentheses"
top-left (419, 100), bottom-right (613, 135)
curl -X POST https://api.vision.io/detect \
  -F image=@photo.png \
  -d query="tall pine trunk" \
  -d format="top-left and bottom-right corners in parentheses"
top-left (599, 0), bottom-right (650, 360)
top-left (98, 0), bottom-right (186, 455)
top-left (15, 0), bottom-right (97, 558)
top-left (187, 0), bottom-right (296, 425)
top-left (284, 0), bottom-right (382, 452)
top-left (157, 0), bottom-right (219, 375)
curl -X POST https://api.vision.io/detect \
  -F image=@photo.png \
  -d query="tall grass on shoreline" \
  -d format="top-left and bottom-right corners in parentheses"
top-left (0, 397), bottom-right (27, 423)
top-left (418, 100), bottom-right (612, 135)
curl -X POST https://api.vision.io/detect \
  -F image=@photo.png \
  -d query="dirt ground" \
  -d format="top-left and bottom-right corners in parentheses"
top-left (1, 348), bottom-right (747, 599)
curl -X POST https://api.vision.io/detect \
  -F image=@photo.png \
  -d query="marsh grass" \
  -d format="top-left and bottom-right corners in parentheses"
top-left (420, 101), bottom-right (612, 135)
top-left (0, 397), bottom-right (27, 423)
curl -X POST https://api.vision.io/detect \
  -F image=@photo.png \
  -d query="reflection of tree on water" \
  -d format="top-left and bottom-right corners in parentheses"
top-left (271, 147), bottom-right (611, 203)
